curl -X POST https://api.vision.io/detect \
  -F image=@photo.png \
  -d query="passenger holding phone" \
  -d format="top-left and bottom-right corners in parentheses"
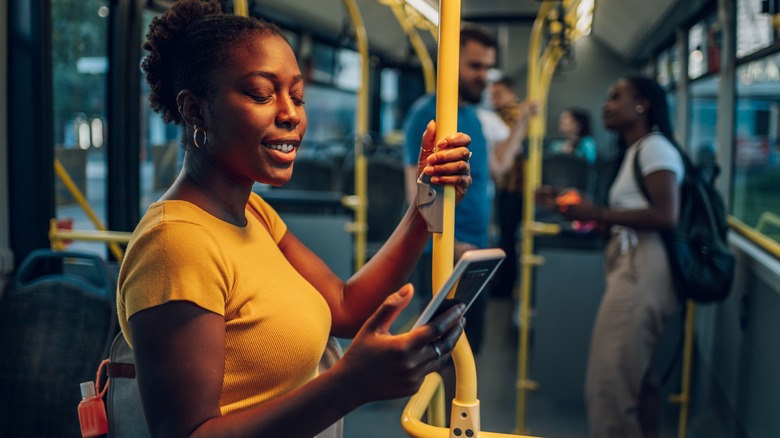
top-left (537, 76), bottom-right (683, 437)
top-left (116, 2), bottom-right (473, 437)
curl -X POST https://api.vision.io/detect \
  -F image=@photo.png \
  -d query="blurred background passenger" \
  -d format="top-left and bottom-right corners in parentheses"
top-left (488, 77), bottom-right (535, 299)
top-left (537, 75), bottom-right (684, 438)
top-left (549, 107), bottom-right (597, 165)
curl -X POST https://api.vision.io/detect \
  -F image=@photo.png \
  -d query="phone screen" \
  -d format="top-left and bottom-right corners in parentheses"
top-left (448, 260), bottom-right (498, 310)
top-left (413, 249), bottom-right (505, 329)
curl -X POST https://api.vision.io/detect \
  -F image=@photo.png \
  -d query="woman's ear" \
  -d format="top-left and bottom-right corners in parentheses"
top-left (635, 97), bottom-right (650, 115)
top-left (176, 89), bottom-right (205, 127)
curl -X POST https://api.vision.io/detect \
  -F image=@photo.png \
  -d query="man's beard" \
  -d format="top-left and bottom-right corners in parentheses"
top-left (460, 81), bottom-right (484, 104)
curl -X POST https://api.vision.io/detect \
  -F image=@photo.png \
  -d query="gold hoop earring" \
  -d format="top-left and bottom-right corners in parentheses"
top-left (193, 125), bottom-right (207, 148)
top-left (635, 105), bottom-right (645, 114)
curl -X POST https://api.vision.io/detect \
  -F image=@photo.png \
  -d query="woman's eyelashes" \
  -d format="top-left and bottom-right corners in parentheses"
top-left (246, 92), bottom-right (271, 103)
top-left (245, 92), bottom-right (304, 106)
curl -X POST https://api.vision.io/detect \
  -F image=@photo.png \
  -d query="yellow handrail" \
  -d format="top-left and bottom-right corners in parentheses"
top-left (404, 0), bottom-right (528, 435)
top-left (432, 0), bottom-right (462, 404)
top-left (49, 221), bottom-right (132, 245)
top-left (729, 215), bottom-right (780, 259)
top-left (53, 159), bottom-right (125, 261)
top-left (516, 0), bottom-right (588, 432)
top-left (756, 211), bottom-right (780, 236)
top-left (380, 0), bottom-right (436, 93)
top-left (668, 300), bottom-right (695, 438)
top-left (403, 3), bottom-right (439, 42)
top-left (402, 374), bottom-right (541, 438)
top-left (233, 0), bottom-right (248, 16)
top-left (343, 0), bottom-right (370, 271)
top-left (516, 1), bottom-right (555, 433)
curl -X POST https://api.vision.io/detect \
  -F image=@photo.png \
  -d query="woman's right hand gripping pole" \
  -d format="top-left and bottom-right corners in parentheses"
top-left (332, 284), bottom-right (465, 404)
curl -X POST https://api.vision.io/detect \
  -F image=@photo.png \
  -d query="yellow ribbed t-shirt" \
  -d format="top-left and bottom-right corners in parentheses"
top-left (117, 193), bottom-right (332, 414)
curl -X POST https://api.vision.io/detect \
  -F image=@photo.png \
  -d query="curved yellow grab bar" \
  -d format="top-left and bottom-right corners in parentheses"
top-left (380, 0), bottom-right (436, 92)
top-left (402, 374), bottom-right (542, 438)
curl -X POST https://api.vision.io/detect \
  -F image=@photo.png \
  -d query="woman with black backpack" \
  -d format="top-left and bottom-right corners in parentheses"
top-left (537, 75), bottom-right (684, 437)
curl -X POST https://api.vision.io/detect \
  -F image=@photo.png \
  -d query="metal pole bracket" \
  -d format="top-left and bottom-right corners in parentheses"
top-left (416, 173), bottom-right (444, 233)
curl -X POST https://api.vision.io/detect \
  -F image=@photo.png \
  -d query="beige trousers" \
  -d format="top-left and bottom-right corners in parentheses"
top-left (585, 230), bottom-right (679, 438)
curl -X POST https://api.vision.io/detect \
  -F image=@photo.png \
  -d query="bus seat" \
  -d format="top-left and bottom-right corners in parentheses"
top-left (542, 153), bottom-right (590, 193)
top-left (0, 250), bottom-right (116, 437)
top-left (106, 334), bottom-right (345, 438)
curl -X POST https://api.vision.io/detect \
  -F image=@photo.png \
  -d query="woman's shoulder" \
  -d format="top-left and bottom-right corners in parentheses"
top-left (128, 201), bottom-right (217, 256)
top-left (640, 133), bottom-right (679, 159)
top-left (136, 200), bottom-right (208, 231)
top-left (637, 133), bottom-right (684, 177)
top-left (247, 192), bottom-right (287, 243)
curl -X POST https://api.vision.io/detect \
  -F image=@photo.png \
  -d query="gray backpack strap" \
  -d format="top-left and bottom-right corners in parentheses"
top-left (316, 337), bottom-right (345, 438)
top-left (106, 333), bottom-right (150, 438)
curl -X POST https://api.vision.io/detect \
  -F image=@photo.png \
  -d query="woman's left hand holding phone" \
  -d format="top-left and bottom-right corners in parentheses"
top-left (331, 284), bottom-right (465, 404)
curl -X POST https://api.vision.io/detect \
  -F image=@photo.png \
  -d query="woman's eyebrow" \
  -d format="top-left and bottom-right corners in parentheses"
top-left (242, 71), bottom-right (304, 85)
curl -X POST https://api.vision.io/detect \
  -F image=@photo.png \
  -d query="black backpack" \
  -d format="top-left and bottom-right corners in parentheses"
top-left (633, 140), bottom-right (735, 303)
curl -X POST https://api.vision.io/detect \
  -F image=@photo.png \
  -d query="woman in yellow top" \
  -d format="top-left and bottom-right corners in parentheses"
top-left (117, 1), bottom-right (473, 436)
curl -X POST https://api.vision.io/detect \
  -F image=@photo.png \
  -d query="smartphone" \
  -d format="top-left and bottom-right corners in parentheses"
top-left (556, 188), bottom-right (581, 206)
top-left (412, 248), bottom-right (506, 329)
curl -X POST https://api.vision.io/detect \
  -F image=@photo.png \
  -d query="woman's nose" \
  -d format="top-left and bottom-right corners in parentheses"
top-left (276, 97), bottom-right (301, 129)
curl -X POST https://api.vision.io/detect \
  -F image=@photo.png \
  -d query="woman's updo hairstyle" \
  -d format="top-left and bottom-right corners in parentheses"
top-left (141, 0), bottom-right (283, 125)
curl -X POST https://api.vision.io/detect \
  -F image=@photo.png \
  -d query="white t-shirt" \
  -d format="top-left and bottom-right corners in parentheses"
top-left (476, 108), bottom-right (510, 150)
top-left (608, 133), bottom-right (685, 210)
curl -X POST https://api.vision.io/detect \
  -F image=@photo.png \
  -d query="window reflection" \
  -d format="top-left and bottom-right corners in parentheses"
top-left (689, 76), bottom-right (719, 162)
top-left (734, 53), bottom-right (780, 241)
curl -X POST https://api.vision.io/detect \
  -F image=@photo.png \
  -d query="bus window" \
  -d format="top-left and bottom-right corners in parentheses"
top-left (139, 9), bottom-right (181, 212)
top-left (734, 52), bottom-right (780, 241)
top-left (52, 0), bottom-right (110, 256)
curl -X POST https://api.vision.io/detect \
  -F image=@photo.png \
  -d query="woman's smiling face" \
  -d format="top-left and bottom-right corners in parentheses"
top-left (200, 33), bottom-right (307, 187)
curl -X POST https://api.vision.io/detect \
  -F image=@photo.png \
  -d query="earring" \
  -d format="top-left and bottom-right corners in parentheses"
top-left (193, 125), bottom-right (207, 148)
top-left (635, 105), bottom-right (645, 114)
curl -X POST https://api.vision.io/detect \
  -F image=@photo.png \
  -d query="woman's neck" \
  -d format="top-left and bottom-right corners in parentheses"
top-left (163, 152), bottom-right (252, 226)
top-left (622, 124), bottom-right (653, 146)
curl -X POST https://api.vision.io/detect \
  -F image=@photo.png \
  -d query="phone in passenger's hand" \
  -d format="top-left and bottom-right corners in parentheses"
top-left (556, 188), bottom-right (581, 212)
top-left (412, 248), bottom-right (506, 329)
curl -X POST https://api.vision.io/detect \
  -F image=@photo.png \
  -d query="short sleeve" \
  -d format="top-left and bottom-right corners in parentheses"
top-left (639, 135), bottom-right (685, 182)
top-left (120, 220), bottom-right (231, 323)
top-left (476, 109), bottom-right (510, 148)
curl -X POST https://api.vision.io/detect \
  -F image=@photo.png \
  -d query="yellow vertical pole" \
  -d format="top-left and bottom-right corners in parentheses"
top-left (233, 0), bottom-right (248, 16)
top-left (670, 300), bottom-right (695, 438)
top-left (515, 2), bottom-right (553, 433)
top-left (431, 0), bottom-right (458, 327)
top-left (343, 0), bottom-right (370, 271)
top-left (433, 1), bottom-right (483, 432)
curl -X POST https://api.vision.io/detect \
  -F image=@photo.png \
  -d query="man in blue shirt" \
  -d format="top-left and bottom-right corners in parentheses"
top-left (403, 25), bottom-right (499, 355)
